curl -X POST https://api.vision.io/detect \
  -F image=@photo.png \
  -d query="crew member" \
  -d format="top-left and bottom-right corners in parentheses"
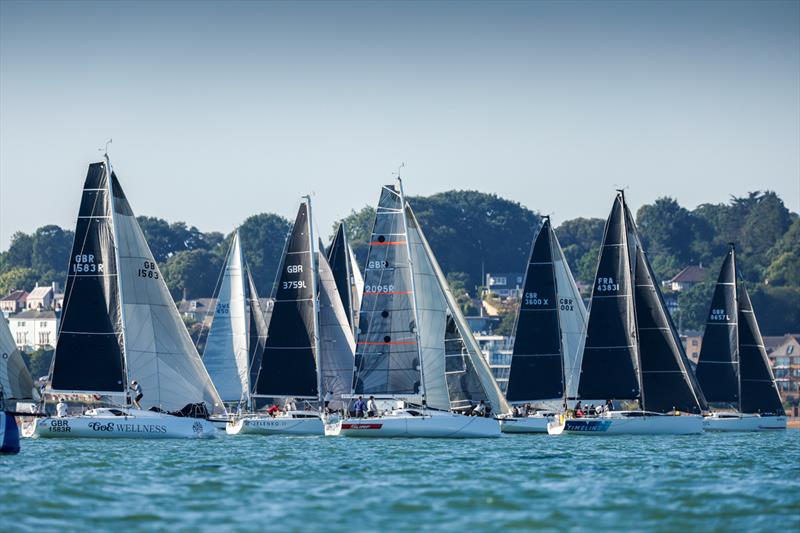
top-left (130, 380), bottom-right (143, 409)
top-left (367, 396), bottom-right (378, 417)
top-left (56, 397), bottom-right (68, 418)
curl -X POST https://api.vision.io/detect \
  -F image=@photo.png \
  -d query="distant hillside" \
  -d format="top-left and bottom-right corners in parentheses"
top-left (1, 189), bottom-right (797, 334)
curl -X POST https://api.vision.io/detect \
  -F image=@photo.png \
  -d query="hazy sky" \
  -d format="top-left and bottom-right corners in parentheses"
top-left (1, 1), bottom-right (798, 249)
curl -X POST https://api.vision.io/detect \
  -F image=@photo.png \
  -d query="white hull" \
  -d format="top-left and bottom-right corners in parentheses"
top-left (21, 408), bottom-right (216, 439)
top-left (226, 410), bottom-right (324, 436)
top-left (703, 412), bottom-right (787, 431)
top-left (331, 409), bottom-right (501, 438)
top-left (499, 413), bottom-right (554, 434)
top-left (547, 412), bottom-right (703, 435)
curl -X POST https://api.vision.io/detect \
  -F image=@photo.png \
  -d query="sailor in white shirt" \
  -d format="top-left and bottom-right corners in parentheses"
top-left (56, 398), bottom-right (68, 418)
top-left (366, 396), bottom-right (378, 417)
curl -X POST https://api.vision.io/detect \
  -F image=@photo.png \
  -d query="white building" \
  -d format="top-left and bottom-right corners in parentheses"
top-left (25, 284), bottom-right (55, 310)
top-left (9, 309), bottom-right (59, 350)
top-left (475, 333), bottom-right (512, 393)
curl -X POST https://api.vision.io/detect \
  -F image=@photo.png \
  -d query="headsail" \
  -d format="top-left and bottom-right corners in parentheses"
top-left (110, 166), bottom-right (224, 414)
top-left (327, 223), bottom-right (361, 334)
top-left (317, 247), bottom-right (356, 408)
top-left (203, 231), bottom-right (250, 404)
top-left (50, 162), bottom-right (126, 395)
top-left (0, 314), bottom-right (35, 402)
top-left (406, 204), bottom-right (510, 415)
top-left (253, 201), bottom-right (319, 399)
top-left (578, 194), bottom-right (640, 401)
top-left (695, 247), bottom-right (739, 404)
top-left (737, 284), bottom-right (785, 415)
top-left (246, 270), bottom-right (268, 399)
top-left (506, 218), bottom-right (565, 404)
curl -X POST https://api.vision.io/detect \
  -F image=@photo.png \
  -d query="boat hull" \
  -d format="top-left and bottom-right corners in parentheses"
top-left (499, 415), bottom-right (553, 434)
top-left (547, 413), bottom-right (703, 435)
top-left (703, 413), bottom-right (787, 431)
top-left (1, 412), bottom-right (21, 453)
top-left (333, 410), bottom-right (501, 438)
top-left (226, 413), bottom-right (324, 436)
top-left (22, 410), bottom-right (216, 439)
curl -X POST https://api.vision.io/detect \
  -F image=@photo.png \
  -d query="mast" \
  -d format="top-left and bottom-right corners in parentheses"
top-left (619, 190), bottom-right (645, 411)
top-left (397, 175), bottom-right (426, 405)
top-left (731, 244), bottom-right (742, 413)
top-left (305, 196), bottom-right (323, 404)
top-left (105, 153), bottom-right (131, 405)
top-left (547, 218), bottom-right (568, 409)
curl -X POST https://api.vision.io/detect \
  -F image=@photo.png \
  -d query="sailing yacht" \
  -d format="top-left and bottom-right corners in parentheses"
top-left (226, 198), bottom-right (355, 435)
top-left (696, 245), bottom-right (787, 431)
top-left (331, 181), bottom-right (510, 438)
top-left (23, 157), bottom-right (224, 439)
top-left (1, 313), bottom-right (34, 453)
top-left (499, 217), bottom-right (587, 433)
top-left (202, 230), bottom-right (269, 427)
top-left (548, 191), bottom-right (705, 435)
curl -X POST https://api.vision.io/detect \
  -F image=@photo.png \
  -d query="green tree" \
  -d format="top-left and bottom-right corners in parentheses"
top-left (2, 232), bottom-right (34, 270)
top-left (31, 225), bottom-right (74, 284)
top-left (342, 190), bottom-right (540, 289)
top-left (765, 219), bottom-right (800, 287)
top-left (162, 250), bottom-right (224, 300)
top-left (238, 213), bottom-right (293, 294)
top-left (24, 348), bottom-right (54, 380)
top-left (0, 267), bottom-right (39, 294)
top-left (749, 285), bottom-right (800, 336)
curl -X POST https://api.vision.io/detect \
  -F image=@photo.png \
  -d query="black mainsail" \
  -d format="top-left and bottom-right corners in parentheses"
top-left (253, 201), bottom-right (319, 399)
top-left (695, 248), bottom-right (739, 404)
top-left (51, 162), bottom-right (126, 394)
top-left (697, 245), bottom-right (784, 415)
top-left (506, 217), bottom-right (564, 403)
top-left (578, 192), bottom-right (704, 414)
top-left (578, 194), bottom-right (640, 400)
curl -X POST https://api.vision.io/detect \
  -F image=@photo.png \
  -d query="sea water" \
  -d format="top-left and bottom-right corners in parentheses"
top-left (2, 430), bottom-right (798, 531)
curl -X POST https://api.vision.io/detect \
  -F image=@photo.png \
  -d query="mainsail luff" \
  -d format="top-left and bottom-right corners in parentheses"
top-left (578, 193), bottom-right (641, 400)
top-left (50, 160), bottom-right (127, 396)
top-left (737, 283), bottom-right (785, 415)
top-left (253, 201), bottom-right (318, 399)
top-left (506, 217), bottom-right (565, 404)
top-left (695, 246), bottom-right (740, 405)
top-left (202, 231), bottom-right (250, 403)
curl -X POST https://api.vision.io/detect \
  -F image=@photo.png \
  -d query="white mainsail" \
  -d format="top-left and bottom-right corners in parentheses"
top-left (348, 244), bottom-right (364, 318)
top-left (203, 231), bottom-right (250, 404)
top-left (317, 250), bottom-right (356, 408)
top-left (0, 315), bottom-right (36, 403)
top-left (109, 168), bottom-right (225, 415)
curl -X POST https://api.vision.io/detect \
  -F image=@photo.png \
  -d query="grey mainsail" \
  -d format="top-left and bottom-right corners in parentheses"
top-left (0, 314), bottom-right (35, 403)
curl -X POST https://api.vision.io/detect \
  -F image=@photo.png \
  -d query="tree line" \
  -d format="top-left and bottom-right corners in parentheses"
top-left (1, 190), bottom-right (797, 335)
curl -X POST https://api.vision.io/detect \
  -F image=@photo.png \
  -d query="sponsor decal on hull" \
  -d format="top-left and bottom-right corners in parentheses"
top-left (341, 423), bottom-right (383, 430)
top-left (564, 420), bottom-right (611, 432)
top-left (45, 419), bottom-right (170, 434)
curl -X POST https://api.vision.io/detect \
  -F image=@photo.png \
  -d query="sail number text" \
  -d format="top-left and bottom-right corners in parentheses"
top-left (596, 277), bottom-right (619, 292)
top-left (72, 254), bottom-right (104, 273)
top-left (368, 260), bottom-right (390, 269)
top-left (524, 292), bottom-right (549, 306)
top-left (286, 265), bottom-right (303, 273)
top-left (137, 260), bottom-right (160, 280)
top-left (216, 303), bottom-right (229, 315)
top-left (709, 308), bottom-right (731, 321)
top-left (365, 284), bottom-right (394, 293)
top-left (282, 280), bottom-right (307, 289)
